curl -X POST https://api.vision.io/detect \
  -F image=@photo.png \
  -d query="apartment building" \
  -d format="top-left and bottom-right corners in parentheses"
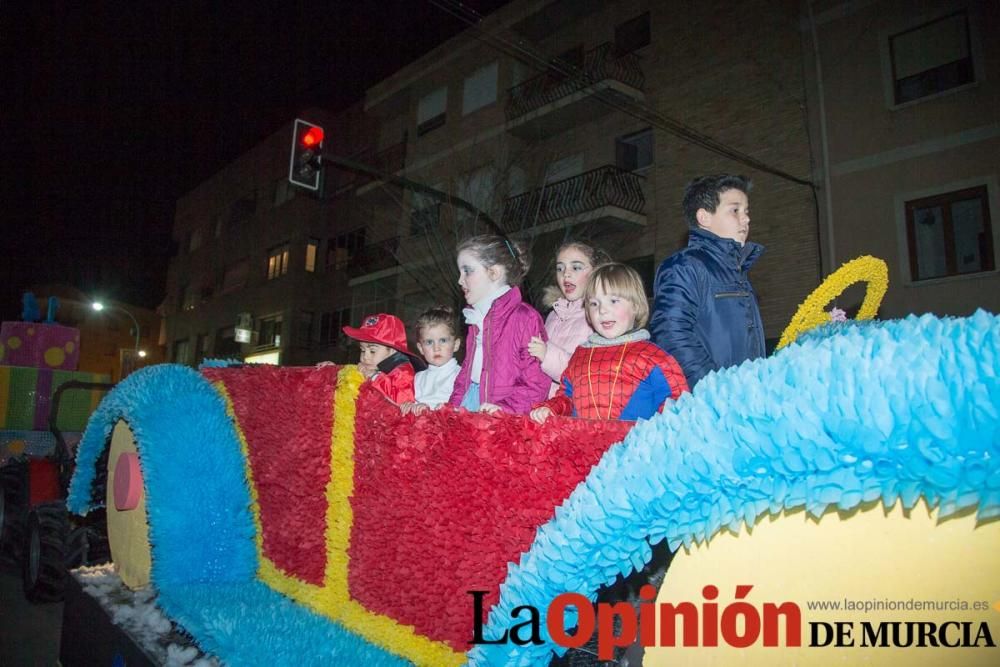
top-left (165, 0), bottom-right (840, 365)
top-left (803, 0), bottom-right (999, 318)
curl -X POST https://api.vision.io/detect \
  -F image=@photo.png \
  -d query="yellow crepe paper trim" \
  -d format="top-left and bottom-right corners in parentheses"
top-left (777, 255), bottom-right (889, 350)
top-left (215, 381), bottom-right (328, 608)
top-left (216, 369), bottom-right (463, 666)
top-left (323, 366), bottom-right (465, 667)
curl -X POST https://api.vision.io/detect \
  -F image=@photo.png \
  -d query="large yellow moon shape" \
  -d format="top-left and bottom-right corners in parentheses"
top-left (645, 501), bottom-right (1000, 666)
top-left (105, 420), bottom-right (152, 590)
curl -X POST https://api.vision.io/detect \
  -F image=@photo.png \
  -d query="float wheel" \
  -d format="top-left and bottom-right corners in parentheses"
top-left (22, 501), bottom-right (69, 603)
top-left (0, 461), bottom-right (28, 564)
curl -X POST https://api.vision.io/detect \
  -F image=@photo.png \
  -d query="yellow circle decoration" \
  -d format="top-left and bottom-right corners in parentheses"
top-left (7, 336), bottom-right (21, 350)
top-left (8, 439), bottom-right (26, 456)
top-left (106, 420), bottom-right (152, 590)
top-left (777, 256), bottom-right (889, 350)
top-left (65, 341), bottom-right (76, 353)
top-left (44, 347), bottom-right (66, 367)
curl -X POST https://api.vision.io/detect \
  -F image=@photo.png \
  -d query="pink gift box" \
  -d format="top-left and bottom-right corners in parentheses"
top-left (0, 321), bottom-right (81, 371)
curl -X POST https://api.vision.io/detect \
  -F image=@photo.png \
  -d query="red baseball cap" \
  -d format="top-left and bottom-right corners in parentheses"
top-left (342, 313), bottom-right (427, 371)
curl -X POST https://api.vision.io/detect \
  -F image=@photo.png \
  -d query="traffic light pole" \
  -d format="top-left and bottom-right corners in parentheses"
top-left (317, 152), bottom-right (504, 235)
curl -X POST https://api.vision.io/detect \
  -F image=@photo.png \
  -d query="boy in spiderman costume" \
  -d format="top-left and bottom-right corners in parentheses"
top-left (342, 313), bottom-right (427, 404)
top-left (530, 263), bottom-right (688, 423)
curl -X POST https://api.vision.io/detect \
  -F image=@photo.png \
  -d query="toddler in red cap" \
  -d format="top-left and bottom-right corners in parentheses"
top-left (342, 313), bottom-right (427, 404)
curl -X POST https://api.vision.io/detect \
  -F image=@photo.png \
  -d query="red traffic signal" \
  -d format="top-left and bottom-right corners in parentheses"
top-left (289, 119), bottom-right (325, 191)
top-left (301, 126), bottom-right (324, 148)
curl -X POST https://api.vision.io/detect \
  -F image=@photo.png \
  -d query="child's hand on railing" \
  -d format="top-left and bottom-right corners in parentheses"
top-left (527, 336), bottom-right (546, 362)
top-left (400, 402), bottom-right (430, 415)
top-left (479, 403), bottom-right (502, 415)
top-left (529, 406), bottom-right (552, 423)
top-left (357, 362), bottom-right (377, 379)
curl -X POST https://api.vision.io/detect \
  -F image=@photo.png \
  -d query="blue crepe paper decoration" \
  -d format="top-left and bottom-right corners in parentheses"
top-left (68, 363), bottom-right (410, 664)
top-left (68, 363), bottom-right (257, 585)
top-left (468, 311), bottom-right (1000, 666)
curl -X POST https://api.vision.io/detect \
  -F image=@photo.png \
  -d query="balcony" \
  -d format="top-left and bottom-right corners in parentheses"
top-left (501, 165), bottom-right (646, 233)
top-left (506, 42), bottom-right (644, 139)
top-left (346, 236), bottom-right (401, 282)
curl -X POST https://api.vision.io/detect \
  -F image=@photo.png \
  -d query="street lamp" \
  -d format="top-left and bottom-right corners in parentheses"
top-left (91, 301), bottom-right (142, 356)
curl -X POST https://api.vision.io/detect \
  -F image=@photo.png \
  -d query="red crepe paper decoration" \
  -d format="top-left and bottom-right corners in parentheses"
top-left (348, 384), bottom-right (632, 651)
top-left (204, 365), bottom-right (339, 585)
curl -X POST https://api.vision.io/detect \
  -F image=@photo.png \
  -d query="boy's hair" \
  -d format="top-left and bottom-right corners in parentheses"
top-left (413, 305), bottom-right (458, 338)
top-left (583, 262), bottom-right (650, 330)
top-left (682, 174), bottom-right (753, 230)
top-left (541, 238), bottom-right (613, 307)
top-left (457, 235), bottom-right (531, 286)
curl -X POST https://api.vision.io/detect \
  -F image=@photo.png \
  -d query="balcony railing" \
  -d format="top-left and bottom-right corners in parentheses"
top-left (501, 166), bottom-right (645, 229)
top-left (506, 42), bottom-right (644, 121)
top-left (346, 236), bottom-right (400, 279)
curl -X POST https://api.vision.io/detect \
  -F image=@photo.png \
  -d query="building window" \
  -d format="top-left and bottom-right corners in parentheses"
top-left (195, 333), bottom-right (209, 364)
top-left (222, 258), bottom-right (249, 293)
top-left (172, 338), bottom-right (190, 365)
top-left (328, 228), bottom-right (366, 269)
top-left (905, 185), bottom-right (993, 282)
top-left (305, 238), bottom-right (319, 273)
top-left (180, 284), bottom-right (197, 311)
top-left (417, 86), bottom-right (447, 136)
top-left (615, 12), bottom-right (650, 55)
top-left (319, 308), bottom-right (351, 347)
top-left (273, 178), bottom-right (297, 207)
top-left (890, 10), bottom-right (974, 105)
top-left (267, 243), bottom-right (290, 280)
top-left (462, 62), bottom-right (498, 115)
top-left (257, 315), bottom-right (283, 349)
top-left (215, 326), bottom-right (242, 359)
top-left (189, 227), bottom-right (204, 252)
top-left (616, 128), bottom-right (654, 172)
top-left (296, 310), bottom-right (314, 347)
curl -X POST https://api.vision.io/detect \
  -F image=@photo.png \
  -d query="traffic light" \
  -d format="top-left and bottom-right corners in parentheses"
top-left (289, 118), bottom-right (325, 191)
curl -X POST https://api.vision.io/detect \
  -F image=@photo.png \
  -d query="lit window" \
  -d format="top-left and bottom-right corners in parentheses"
top-left (616, 128), bottom-right (654, 172)
top-left (462, 62), bottom-right (498, 115)
top-left (890, 11), bottom-right (974, 105)
top-left (305, 239), bottom-right (318, 272)
top-left (905, 185), bottom-right (994, 281)
top-left (417, 86), bottom-right (447, 136)
top-left (267, 244), bottom-right (290, 280)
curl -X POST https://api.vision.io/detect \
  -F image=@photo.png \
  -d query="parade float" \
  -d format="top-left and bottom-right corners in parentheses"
top-left (0, 296), bottom-right (112, 601)
top-left (63, 258), bottom-right (1000, 666)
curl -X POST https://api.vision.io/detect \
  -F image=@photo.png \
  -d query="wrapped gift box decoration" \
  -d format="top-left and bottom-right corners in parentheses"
top-left (0, 321), bottom-right (81, 371)
top-left (0, 366), bottom-right (110, 431)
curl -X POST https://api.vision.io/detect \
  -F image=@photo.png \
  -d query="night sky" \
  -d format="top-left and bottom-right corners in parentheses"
top-left (1, 1), bottom-right (509, 321)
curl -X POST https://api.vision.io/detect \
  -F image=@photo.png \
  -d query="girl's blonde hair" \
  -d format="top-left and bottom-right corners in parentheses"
top-left (413, 305), bottom-right (459, 338)
top-left (456, 235), bottom-right (531, 286)
top-left (541, 239), bottom-right (613, 307)
top-left (583, 263), bottom-right (650, 330)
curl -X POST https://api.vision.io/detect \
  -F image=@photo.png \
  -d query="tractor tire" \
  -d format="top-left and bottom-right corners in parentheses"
top-left (65, 508), bottom-right (111, 569)
top-left (23, 501), bottom-right (69, 603)
top-left (0, 461), bottom-right (28, 564)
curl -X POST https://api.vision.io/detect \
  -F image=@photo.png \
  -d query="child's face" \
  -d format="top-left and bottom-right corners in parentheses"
top-left (358, 342), bottom-right (394, 368)
top-left (416, 323), bottom-right (460, 367)
top-left (457, 249), bottom-right (503, 306)
top-left (555, 246), bottom-right (594, 302)
top-left (697, 188), bottom-right (750, 246)
top-left (587, 285), bottom-right (636, 340)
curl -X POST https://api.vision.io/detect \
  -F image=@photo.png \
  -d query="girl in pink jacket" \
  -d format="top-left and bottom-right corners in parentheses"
top-left (448, 235), bottom-right (551, 415)
top-left (528, 240), bottom-right (611, 396)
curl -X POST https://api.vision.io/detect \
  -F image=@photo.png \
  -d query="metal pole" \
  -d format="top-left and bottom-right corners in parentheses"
top-left (114, 305), bottom-right (141, 354)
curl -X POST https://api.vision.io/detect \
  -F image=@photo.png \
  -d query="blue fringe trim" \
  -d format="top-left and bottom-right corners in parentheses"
top-left (68, 363), bottom-right (257, 586)
top-left (468, 311), bottom-right (1000, 666)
